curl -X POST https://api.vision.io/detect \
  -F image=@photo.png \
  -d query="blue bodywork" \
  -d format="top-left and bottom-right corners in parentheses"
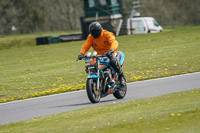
top-left (118, 51), bottom-right (125, 67)
top-left (99, 57), bottom-right (110, 66)
top-left (85, 59), bottom-right (89, 63)
top-left (101, 84), bottom-right (118, 98)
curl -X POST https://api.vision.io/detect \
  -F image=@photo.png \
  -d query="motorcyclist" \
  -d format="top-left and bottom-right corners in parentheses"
top-left (78, 22), bottom-right (126, 85)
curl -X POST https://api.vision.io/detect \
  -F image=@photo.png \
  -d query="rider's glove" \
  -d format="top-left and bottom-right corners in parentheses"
top-left (106, 49), bottom-right (114, 57)
top-left (78, 53), bottom-right (84, 60)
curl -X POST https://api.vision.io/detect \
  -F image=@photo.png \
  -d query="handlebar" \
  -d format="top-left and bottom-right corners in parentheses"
top-left (76, 54), bottom-right (108, 62)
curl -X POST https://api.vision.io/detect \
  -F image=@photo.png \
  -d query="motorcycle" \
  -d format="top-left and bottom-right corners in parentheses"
top-left (78, 50), bottom-right (127, 103)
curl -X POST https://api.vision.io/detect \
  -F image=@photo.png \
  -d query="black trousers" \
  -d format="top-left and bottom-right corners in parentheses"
top-left (110, 52), bottom-right (123, 74)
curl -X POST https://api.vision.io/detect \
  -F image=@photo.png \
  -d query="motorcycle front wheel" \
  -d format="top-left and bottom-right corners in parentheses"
top-left (113, 84), bottom-right (127, 99)
top-left (86, 79), bottom-right (101, 103)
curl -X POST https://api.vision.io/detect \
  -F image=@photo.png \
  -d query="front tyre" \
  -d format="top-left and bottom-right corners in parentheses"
top-left (86, 79), bottom-right (101, 103)
top-left (113, 84), bottom-right (127, 99)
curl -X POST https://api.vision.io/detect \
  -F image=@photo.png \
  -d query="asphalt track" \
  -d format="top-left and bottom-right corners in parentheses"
top-left (0, 72), bottom-right (200, 125)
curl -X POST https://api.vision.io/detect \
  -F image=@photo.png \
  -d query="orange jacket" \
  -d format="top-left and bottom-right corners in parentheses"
top-left (80, 29), bottom-right (118, 55)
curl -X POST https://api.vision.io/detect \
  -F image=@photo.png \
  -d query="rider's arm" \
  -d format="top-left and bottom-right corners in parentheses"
top-left (104, 31), bottom-right (118, 52)
top-left (80, 35), bottom-right (93, 55)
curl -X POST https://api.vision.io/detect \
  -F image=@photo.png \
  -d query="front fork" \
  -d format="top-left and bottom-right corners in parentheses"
top-left (97, 59), bottom-right (100, 91)
top-left (87, 58), bottom-right (100, 91)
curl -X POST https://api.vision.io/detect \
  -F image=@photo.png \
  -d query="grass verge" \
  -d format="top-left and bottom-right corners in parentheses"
top-left (0, 26), bottom-right (200, 103)
top-left (0, 30), bottom-right (80, 50)
top-left (0, 88), bottom-right (200, 133)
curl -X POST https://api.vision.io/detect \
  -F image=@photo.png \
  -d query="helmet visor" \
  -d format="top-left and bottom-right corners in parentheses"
top-left (91, 29), bottom-right (102, 38)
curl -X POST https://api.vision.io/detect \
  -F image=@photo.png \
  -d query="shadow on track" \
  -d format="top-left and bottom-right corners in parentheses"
top-left (49, 98), bottom-right (118, 108)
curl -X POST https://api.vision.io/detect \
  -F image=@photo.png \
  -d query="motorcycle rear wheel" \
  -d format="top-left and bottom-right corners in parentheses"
top-left (113, 84), bottom-right (127, 99)
top-left (86, 79), bottom-right (101, 103)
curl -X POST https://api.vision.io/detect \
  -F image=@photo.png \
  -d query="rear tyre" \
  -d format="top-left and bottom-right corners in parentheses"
top-left (113, 83), bottom-right (127, 99)
top-left (86, 79), bottom-right (101, 103)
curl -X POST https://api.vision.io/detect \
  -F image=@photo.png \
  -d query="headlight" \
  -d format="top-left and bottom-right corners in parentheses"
top-left (93, 51), bottom-right (97, 56)
top-left (86, 52), bottom-right (91, 57)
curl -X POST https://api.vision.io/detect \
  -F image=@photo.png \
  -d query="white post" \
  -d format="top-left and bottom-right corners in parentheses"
top-left (95, 12), bottom-right (99, 21)
top-left (116, 19), bottom-right (123, 36)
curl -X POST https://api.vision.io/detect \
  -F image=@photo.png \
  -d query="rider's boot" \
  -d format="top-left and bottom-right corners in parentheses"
top-left (118, 70), bottom-right (126, 86)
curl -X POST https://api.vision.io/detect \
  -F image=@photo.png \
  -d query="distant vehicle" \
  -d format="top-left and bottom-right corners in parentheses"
top-left (127, 17), bottom-right (163, 35)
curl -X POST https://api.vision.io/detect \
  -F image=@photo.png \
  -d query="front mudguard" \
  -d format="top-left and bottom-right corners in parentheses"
top-left (87, 74), bottom-right (100, 79)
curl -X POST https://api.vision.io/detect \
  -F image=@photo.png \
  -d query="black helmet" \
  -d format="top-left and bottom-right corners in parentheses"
top-left (89, 22), bottom-right (102, 38)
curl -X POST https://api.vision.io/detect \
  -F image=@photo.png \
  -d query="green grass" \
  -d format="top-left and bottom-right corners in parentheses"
top-left (0, 26), bottom-right (200, 102)
top-left (1, 88), bottom-right (200, 133)
top-left (0, 30), bottom-right (80, 50)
